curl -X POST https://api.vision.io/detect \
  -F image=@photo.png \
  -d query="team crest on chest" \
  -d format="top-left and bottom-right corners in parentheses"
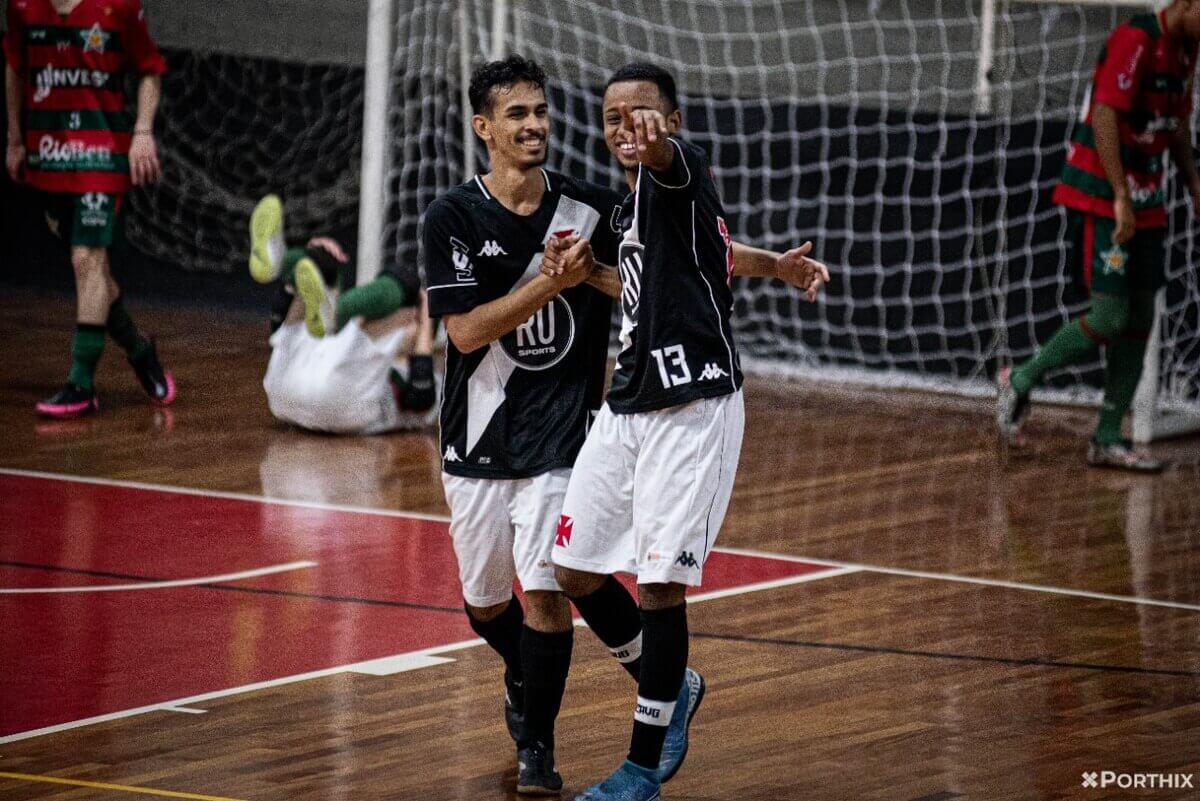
top-left (80, 23), bottom-right (110, 53)
top-left (1100, 244), bottom-right (1127, 275)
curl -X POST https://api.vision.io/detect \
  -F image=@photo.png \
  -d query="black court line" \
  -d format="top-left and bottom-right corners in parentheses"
top-left (692, 632), bottom-right (1200, 679)
top-left (0, 560), bottom-right (463, 615)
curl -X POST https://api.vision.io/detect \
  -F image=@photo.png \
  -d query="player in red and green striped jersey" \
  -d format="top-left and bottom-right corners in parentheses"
top-left (5, 0), bottom-right (173, 417)
top-left (997, 0), bottom-right (1200, 472)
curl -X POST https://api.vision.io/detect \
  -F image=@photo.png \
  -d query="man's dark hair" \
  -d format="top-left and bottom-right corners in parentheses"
top-left (605, 62), bottom-right (679, 112)
top-left (468, 55), bottom-right (547, 114)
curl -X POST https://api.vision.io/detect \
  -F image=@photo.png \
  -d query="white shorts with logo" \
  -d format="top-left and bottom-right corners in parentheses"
top-left (264, 320), bottom-right (433, 434)
top-left (553, 391), bottom-right (744, 586)
top-left (442, 468), bottom-right (570, 607)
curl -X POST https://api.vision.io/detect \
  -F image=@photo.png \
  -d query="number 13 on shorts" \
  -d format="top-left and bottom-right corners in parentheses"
top-left (651, 344), bottom-right (692, 388)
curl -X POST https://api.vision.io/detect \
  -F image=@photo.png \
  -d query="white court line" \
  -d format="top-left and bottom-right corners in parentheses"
top-left (686, 566), bottom-right (859, 603)
top-left (0, 562), bottom-right (317, 595)
top-left (0, 566), bottom-right (856, 743)
top-left (162, 707), bottom-right (207, 715)
top-left (7, 468), bottom-right (1195, 612)
top-left (715, 546), bottom-right (1200, 613)
top-left (0, 468), bottom-right (454, 523)
top-left (0, 638), bottom-right (487, 744)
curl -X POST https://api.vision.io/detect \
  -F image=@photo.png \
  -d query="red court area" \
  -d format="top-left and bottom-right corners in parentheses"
top-left (0, 472), bottom-right (827, 739)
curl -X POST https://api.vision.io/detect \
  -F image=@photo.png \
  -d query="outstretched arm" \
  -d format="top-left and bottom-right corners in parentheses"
top-left (732, 241), bottom-right (829, 302)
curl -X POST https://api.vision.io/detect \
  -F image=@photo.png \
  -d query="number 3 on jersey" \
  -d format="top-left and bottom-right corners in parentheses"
top-left (651, 344), bottom-right (692, 388)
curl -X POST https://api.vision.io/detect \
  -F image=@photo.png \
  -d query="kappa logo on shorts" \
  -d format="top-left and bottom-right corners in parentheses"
top-left (698, 362), bottom-right (730, 381)
top-left (477, 239), bottom-right (507, 257)
top-left (675, 551), bottom-right (700, 569)
top-left (555, 515), bottom-right (573, 547)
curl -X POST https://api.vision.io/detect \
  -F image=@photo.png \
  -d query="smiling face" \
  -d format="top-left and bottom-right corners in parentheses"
top-left (472, 80), bottom-right (549, 171)
top-left (601, 79), bottom-right (682, 173)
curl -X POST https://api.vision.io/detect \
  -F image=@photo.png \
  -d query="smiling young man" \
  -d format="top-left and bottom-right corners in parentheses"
top-left (5, 0), bottom-right (172, 416)
top-left (422, 55), bottom-right (624, 795)
top-left (549, 63), bottom-right (827, 801)
top-left (997, 0), bottom-right (1200, 471)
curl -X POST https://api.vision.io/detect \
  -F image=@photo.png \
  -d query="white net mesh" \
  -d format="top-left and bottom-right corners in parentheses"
top-left (126, 49), bottom-right (364, 273)
top-left (386, 0), bottom-right (1200, 414)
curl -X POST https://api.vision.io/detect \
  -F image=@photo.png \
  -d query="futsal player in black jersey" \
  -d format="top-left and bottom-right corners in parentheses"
top-left (550, 63), bottom-right (828, 801)
top-left (423, 56), bottom-right (697, 796)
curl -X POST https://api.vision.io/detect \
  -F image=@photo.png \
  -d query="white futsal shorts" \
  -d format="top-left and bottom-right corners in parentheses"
top-left (442, 468), bottom-right (570, 608)
top-left (264, 320), bottom-right (431, 434)
top-left (553, 391), bottom-right (744, 586)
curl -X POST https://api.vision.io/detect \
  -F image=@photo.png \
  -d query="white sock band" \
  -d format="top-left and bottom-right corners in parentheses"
top-left (634, 695), bottom-right (677, 727)
top-left (609, 631), bottom-right (642, 664)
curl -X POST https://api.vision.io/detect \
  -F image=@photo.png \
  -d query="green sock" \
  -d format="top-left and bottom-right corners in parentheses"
top-left (281, 247), bottom-right (308, 288)
top-left (67, 323), bottom-right (107, 391)
top-left (106, 296), bottom-right (150, 361)
top-left (1094, 334), bottom-right (1148, 445)
top-left (335, 273), bottom-right (407, 329)
top-left (1010, 318), bottom-right (1097, 395)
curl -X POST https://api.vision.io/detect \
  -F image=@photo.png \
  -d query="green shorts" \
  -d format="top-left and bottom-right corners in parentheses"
top-left (1067, 210), bottom-right (1165, 296)
top-left (42, 192), bottom-right (125, 249)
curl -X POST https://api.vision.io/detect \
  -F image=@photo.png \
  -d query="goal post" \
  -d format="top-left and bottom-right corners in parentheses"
top-left (359, 0), bottom-right (1200, 442)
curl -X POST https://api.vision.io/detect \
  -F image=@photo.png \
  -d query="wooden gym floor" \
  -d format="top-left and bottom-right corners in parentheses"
top-left (1, 288), bottom-right (1198, 801)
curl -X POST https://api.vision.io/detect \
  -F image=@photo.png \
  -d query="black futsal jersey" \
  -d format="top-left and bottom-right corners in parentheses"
top-left (424, 170), bottom-right (622, 479)
top-left (607, 137), bottom-right (743, 414)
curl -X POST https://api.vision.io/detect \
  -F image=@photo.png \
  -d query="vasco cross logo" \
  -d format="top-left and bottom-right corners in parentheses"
top-left (555, 515), bottom-right (573, 547)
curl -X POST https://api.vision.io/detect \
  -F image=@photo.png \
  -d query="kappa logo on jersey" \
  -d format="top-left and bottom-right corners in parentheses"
top-left (499, 295), bottom-right (576, 370)
top-left (448, 237), bottom-right (474, 283)
top-left (698, 362), bottom-right (730, 381)
top-left (675, 551), bottom-right (700, 569)
top-left (555, 515), bottom-right (573, 547)
top-left (80, 23), bottom-right (110, 54)
top-left (477, 240), bottom-right (507, 257)
top-left (443, 445), bottom-right (462, 463)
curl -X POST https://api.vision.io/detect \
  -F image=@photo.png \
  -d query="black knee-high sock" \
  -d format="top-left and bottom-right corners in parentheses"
top-left (628, 604), bottom-right (688, 771)
top-left (466, 594), bottom-right (525, 681)
top-left (519, 626), bottom-right (573, 750)
top-left (568, 576), bottom-right (643, 680)
top-left (106, 295), bottom-right (150, 360)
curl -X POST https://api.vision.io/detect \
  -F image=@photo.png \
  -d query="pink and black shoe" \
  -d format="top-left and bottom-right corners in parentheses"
top-left (130, 339), bottom-right (176, 406)
top-left (36, 384), bottom-right (99, 418)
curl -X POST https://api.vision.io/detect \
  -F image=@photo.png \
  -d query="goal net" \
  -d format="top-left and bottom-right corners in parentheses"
top-left (125, 49), bottom-right (364, 274)
top-left (380, 0), bottom-right (1200, 439)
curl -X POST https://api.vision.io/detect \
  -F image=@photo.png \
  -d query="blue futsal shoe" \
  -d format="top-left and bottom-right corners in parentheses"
top-left (575, 760), bottom-right (660, 801)
top-left (657, 667), bottom-right (705, 783)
